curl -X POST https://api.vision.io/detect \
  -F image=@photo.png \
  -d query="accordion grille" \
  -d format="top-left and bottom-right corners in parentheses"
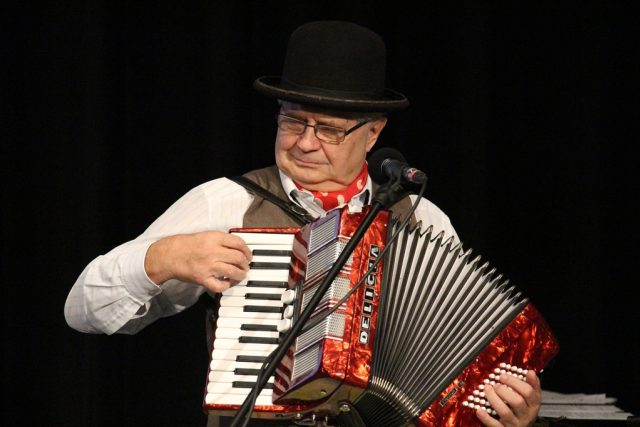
top-left (355, 223), bottom-right (528, 426)
top-left (300, 276), bottom-right (350, 313)
top-left (295, 312), bottom-right (347, 353)
top-left (308, 212), bottom-right (340, 254)
top-left (291, 345), bottom-right (321, 383)
top-left (306, 240), bottom-right (349, 280)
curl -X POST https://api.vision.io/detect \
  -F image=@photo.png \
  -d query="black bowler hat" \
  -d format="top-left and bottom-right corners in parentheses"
top-left (253, 21), bottom-right (409, 112)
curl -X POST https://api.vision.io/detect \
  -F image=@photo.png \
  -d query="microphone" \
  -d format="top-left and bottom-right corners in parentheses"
top-left (368, 147), bottom-right (428, 185)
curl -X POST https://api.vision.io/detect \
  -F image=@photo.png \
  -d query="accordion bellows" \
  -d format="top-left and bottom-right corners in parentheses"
top-left (203, 207), bottom-right (559, 426)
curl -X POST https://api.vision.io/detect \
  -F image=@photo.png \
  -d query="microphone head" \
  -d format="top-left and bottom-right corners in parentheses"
top-left (368, 147), bottom-right (406, 184)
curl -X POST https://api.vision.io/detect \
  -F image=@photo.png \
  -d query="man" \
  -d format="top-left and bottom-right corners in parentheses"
top-left (65, 21), bottom-right (542, 427)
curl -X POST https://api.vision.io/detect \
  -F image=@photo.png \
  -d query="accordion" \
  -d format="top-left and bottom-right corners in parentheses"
top-left (203, 206), bottom-right (559, 426)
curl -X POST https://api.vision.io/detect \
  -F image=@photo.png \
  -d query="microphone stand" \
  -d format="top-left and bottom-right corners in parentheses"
top-left (230, 177), bottom-right (409, 427)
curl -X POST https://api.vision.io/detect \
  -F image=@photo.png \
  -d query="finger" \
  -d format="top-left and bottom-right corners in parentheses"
top-left (227, 277), bottom-right (244, 287)
top-left (499, 370), bottom-right (541, 409)
top-left (220, 234), bottom-right (253, 261)
top-left (201, 276), bottom-right (233, 293)
top-left (494, 383), bottom-right (527, 417)
top-left (484, 384), bottom-right (517, 424)
top-left (527, 370), bottom-right (541, 391)
top-left (214, 247), bottom-right (252, 271)
top-left (210, 262), bottom-right (248, 282)
top-left (475, 406), bottom-right (501, 427)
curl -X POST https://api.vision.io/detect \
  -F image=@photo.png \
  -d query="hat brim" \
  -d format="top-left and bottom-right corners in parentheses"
top-left (253, 76), bottom-right (409, 112)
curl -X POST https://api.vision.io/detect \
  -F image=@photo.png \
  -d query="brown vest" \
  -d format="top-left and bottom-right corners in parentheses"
top-left (241, 165), bottom-right (417, 228)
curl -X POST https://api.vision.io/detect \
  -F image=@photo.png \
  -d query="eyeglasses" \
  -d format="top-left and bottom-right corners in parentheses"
top-left (276, 113), bottom-right (371, 144)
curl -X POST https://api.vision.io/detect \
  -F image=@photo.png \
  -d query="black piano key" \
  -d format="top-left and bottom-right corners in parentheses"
top-left (249, 262), bottom-right (290, 270)
top-left (245, 293), bottom-right (282, 301)
top-left (252, 249), bottom-right (291, 257)
top-left (234, 368), bottom-right (263, 376)
top-left (244, 305), bottom-right (283, 313)
top-left (233, 381), bottom-right (274, 389)
top-left (236, 355), bottom-right (268, 363)
top-left (246, 280), bottom-right (288, 288)
top-left (241, 324), bottom-right (278, 332)
top-left (239, 336), bottom-right (280, 345)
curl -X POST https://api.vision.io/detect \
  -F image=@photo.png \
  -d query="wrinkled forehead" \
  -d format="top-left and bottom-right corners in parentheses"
top-left (278, 100), bottom-right (365, 121)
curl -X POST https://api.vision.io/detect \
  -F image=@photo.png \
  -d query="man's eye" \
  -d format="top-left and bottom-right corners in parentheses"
top-left (282, 119), bottom-right (302, 127)
top-left (318, 126), bottom-right (340, 134)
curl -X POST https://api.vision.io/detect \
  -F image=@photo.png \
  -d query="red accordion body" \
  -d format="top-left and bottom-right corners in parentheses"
top-left (203, 207), bottom-right (559, 426)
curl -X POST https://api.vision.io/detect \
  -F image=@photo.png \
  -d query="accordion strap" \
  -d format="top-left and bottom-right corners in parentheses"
top-left (229, 175), bottom-right (314, 226)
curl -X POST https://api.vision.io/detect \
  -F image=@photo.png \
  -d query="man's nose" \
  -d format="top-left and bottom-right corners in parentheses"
top-left (296, 126), bottom-right (322, 151)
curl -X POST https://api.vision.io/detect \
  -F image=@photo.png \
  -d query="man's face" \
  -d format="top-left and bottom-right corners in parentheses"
top-left (275, 102), bottom-right (387, 192)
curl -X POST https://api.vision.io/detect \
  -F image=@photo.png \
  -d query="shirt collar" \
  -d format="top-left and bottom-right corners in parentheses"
top-left (278, 169), bottom-right (372, 219)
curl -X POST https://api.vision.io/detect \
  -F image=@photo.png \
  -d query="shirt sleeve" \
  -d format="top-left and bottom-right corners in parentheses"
top-left (64, 178), bottom-right (253, 335)
top-left (409, 195), bottom-right (459, 242)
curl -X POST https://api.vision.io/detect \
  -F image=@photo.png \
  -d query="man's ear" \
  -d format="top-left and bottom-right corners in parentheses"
top-left (365, 117), bottom-right (388, 152)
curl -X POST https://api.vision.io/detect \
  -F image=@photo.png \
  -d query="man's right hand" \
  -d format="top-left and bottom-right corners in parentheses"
top-left (144, 231), bottom-right (253, 293)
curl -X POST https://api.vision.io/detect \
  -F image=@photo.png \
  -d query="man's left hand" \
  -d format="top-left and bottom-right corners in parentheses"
top-left (476, 370), bottom-right (542, 427)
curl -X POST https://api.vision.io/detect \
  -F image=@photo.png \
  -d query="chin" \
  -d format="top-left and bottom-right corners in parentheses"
top-left (280, 160), bottom-right (317, 180)
top-left (291, 169), bottom-right (325, 187)
top-left (279, 159), bottom-right (343, 191)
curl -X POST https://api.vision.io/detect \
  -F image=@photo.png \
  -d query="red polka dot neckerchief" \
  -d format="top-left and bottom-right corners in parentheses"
top-left (294, 163), bottom-right (369, 211)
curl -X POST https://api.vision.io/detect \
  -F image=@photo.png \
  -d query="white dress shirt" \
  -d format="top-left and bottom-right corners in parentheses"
top-left (64, 171), bottom-right (457, 335)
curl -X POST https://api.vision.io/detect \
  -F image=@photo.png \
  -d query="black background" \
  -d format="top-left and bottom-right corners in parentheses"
top-left (2, 1), bottom-right (638, 426)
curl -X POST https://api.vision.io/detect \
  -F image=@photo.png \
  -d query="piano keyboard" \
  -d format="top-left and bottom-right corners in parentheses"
top-left (204, 231), bottom-right (296, 408)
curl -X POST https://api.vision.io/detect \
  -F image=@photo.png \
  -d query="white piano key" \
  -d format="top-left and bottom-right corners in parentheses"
top-left (247, 243), bottom-right (294, 251)
top-left (246, 269), bottom-right (290, 281)
top-left (215, 317), bottom-right (280, 329)
top-left (213, 338), bottom-right (278, 351)
top-left (222, 285), bottom-right (287, 297)
top-left (232, 232), bottom-right (295, 246)
top-left (251, 255), bottom-right (291, 263)
top-left (218, 307), bottom-right (283, 320)
top-left (208, 371), bottom-right (261, 383)
top-left (215, 328), bottom-right (279, 340)
top-left (206, 381), bottom-right (274, 395)
top-left (204, 391), bottom-right (273, 406)
top-left (220, 296), bottom-right (283, 307)
top-left (210, 359), bottom-right (266, 372)
top-left (211, 348), bottom-right (273, 361)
